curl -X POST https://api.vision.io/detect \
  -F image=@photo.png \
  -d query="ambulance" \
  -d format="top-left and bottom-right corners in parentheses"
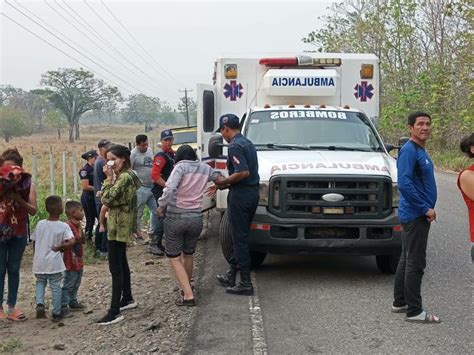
top-left (197, 54), bottom-right (401, 274)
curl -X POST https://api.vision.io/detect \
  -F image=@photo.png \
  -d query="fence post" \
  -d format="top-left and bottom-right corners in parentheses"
top-left (62, 151), bottom-right (67, 196)
top-left (31, 147), bottom-right (38, 186)
top-left (49, 146), bottom-right (55, 195)
top-left (72, 149), bottom-right (78, 195)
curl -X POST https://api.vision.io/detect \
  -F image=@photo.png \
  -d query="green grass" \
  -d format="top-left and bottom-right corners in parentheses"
top-left (0, 338), bottom-right (22, 353)
top-left (431, 150), bottom-right (470, 172)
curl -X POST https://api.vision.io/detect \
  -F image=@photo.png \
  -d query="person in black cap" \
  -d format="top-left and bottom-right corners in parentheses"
top-left (213, 113), bottom-right (260, 295)
top-left (80, 150), bottom-right (98, 240)
top-left (93, 139), bottom-right (112, 256)
top-left (149, 129), bottom-right (176, 255)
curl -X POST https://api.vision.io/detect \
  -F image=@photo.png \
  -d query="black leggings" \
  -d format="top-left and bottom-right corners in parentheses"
top-left (81, 192), bottom-right (97, 239)
top-left (107, 240), bottom-right (133, 315)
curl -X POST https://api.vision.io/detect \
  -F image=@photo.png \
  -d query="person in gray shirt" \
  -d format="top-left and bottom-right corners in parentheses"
top-left (130, 134), bottom-right (161, 254)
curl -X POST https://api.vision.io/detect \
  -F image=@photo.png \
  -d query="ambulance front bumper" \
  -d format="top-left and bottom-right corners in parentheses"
top-left (248, 206), bottom-right (401, 255)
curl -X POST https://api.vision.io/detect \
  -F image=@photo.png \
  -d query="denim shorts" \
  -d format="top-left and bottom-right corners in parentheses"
top-left (164, 212), bottom-right (203, 257)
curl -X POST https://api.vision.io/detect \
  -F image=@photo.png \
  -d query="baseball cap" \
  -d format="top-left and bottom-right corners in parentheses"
top-left (81, 150), bottom-right (98, 160)
top-left (216, 114), bottom-right (240, 132)
top-left (97, 139), bottom-right (112, 149)
top-left (160, 129), bottom-right (174, 140)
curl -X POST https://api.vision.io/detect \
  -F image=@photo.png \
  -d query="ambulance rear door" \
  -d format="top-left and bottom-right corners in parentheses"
top-left (197, 83), bottom-right (217, 211)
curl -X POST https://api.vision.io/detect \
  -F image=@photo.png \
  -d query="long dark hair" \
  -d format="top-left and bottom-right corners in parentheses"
top-left (107, 144), bottom-right (131, 171)
top-left (460, 133), bottom-right (474, 158)
top-left (176, 144), bottom-right (197, 163)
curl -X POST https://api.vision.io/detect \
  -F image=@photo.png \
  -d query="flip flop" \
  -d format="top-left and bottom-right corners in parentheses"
top-left (406, 313), bottom-right (441, 324)
top-left (7, 308), bottom-right (27, 322)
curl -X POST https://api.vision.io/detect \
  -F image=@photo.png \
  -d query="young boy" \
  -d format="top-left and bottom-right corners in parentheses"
top-left (32, 195), bottom-right (75, 321)
top-left (61, 200), bottom-right (86, 316)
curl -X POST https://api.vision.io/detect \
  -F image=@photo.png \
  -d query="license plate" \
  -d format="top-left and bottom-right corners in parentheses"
top-left (323, 207), bottom-right (344, 214)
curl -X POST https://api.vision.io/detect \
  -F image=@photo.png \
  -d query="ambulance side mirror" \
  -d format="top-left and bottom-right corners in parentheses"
top-left (208, 135), bottom-right (225, 158)
top-left (384, 143), bottom-right (395, 153)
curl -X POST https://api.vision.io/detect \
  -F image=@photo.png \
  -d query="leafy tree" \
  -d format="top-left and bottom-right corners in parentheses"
top-left (178, 96), bottom-right (197, 126)
top-left (45, 110), bottom-right (68, 139)
top-left (41, 68), bottom-right (121, 142)
top-left (122, 94), bottom-right (161, 131)
top-left (0, 106), bottom-right (28, 142)
top-left (159, 101), bottom-right (177, 126)
top-left (302, 0), bottom-right (473, 150)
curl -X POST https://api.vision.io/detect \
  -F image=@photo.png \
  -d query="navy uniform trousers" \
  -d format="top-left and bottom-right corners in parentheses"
top-left (227, 185), bottom-right (259, 273)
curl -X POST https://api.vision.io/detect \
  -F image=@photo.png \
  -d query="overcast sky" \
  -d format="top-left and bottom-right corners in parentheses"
top-left (0, 0), bottom-right (333, 104)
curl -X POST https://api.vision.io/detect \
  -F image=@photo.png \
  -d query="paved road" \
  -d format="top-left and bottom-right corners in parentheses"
top-left (187, 171), bottom-right (473, 354)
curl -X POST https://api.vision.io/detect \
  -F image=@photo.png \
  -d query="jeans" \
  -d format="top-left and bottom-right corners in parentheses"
top-left (108, 240), bottom-right (133, 315)
top-left (61, 270), bottom-right (83, 307)
top-left (136, 186), bottom-right (159, 235)
top-left (227, 187), bottom-right (259, 273)
top-left (393, 216), bottom-right (431, 317)
top-left (0, 236), bottom-right (27, 307)
top-left (35, 272), bottom-right (63, 315)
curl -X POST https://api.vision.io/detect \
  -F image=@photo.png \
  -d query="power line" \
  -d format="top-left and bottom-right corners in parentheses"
top-left (0, 11), bottom-right (135, 96)
top-left (82, 0), bottom-right (179, 98)
top-left (100, 0), bottom-right (189, 88)
top-left (36, 0), bottom-right (161, 96)
top-left (56, 0), bottom-right (176, 99)
top-left (3, 1), bottom-right (146, 95)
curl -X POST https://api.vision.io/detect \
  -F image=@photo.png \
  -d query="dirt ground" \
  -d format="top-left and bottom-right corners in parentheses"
top-left (0, 233), bottom-right (205, 353)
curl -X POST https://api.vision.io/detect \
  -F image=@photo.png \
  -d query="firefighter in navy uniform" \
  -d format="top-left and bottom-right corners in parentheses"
top-left (150, 129), bottom-right (176, 255)
top-left (214, 114), bottom-right (260, 295)
top-left (79, 150), bottom-right (99, 240)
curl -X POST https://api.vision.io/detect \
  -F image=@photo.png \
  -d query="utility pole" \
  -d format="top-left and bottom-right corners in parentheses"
top-left (179, 88), bottom-right (193, 127)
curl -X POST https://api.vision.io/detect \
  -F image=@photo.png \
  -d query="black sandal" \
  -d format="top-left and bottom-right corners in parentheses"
top-left (175, 296), bottom-right (196, 307)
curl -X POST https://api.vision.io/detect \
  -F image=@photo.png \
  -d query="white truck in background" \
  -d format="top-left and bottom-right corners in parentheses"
top-left (197, 54), bottom-right (401, 273)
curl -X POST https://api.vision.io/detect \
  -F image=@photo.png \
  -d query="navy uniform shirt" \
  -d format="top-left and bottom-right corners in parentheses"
top-left (227, 133), bottom-right (260, 187)
top-left (79, 163), bottom-right (94, 193)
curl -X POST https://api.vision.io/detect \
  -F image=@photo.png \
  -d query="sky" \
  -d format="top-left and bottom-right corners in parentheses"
top-left (0, 0), bottom-right (333, 105)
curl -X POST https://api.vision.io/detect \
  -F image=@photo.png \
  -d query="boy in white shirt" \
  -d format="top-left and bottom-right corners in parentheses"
top-left (32, 195), bottom-right (75, 322)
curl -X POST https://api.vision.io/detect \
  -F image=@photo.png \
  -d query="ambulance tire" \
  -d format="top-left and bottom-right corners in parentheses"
top-left (375, 254), bottom-right (400, 274)
top-left (219, 210), bottom-right (267, 269)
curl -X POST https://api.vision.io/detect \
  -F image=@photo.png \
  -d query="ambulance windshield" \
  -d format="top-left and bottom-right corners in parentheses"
top-left (245, 110), bottom-right (384, 151)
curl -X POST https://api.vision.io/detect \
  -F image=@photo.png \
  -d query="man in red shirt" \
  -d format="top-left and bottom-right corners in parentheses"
top-left (150, 129), bottom-right (175, 255)
top-left (61, 200), bottom-right (86, 317)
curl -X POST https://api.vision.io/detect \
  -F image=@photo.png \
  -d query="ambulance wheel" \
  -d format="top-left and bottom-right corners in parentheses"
top-left (219, 210), bottom-right (267, 269)
top-left (376, 254), bottom-right (400, 274)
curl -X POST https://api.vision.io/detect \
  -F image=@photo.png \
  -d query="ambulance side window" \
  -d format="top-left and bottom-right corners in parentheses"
top-left (203, 90), bottom-right (215, 132)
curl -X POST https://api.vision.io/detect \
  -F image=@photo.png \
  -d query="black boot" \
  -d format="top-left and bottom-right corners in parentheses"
top-left (226, 271), bottom-right (254, 295)
top-left (216, 266), bottom-right (237, 287)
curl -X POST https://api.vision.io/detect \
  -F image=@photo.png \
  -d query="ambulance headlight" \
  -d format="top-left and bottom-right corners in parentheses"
top-left (259, 182), bottom-right (269, 206)
top-left (392, 183), bottom-right (400, 207)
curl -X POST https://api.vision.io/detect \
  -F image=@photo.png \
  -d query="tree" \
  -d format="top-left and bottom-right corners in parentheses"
top-left (302, 0), bottom-right (473, 150)
top-left (45, 110), bottom-right (68, 139)
top-left (122, 94), bottom-right (161, 131)
top-left (160, 101), bottom-right (178, 126)
top-left (0, 106), bottom-right (28, 142)
top-left (41, 68), bottom-right (121, 142)
top-left (178, 96), bottom-right (197, 126)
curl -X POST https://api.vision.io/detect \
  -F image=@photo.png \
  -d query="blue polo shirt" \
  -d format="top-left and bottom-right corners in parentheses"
top-left (227, 133), bottom-right (260, 188)
top-left (397, 140), bottom-right (437, 223)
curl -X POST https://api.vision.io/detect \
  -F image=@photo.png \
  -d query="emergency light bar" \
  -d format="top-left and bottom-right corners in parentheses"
top-left (259, 56), bottom-right (342, 67)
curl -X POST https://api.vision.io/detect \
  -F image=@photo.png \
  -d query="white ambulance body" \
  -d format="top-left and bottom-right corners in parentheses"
top-left (197, 54), bottom-right (401, 273)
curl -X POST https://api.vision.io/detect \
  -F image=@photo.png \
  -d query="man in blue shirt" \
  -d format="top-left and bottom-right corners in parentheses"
top-left (392, 112), bottom-right (440, 323)
top-left (214, 114), bottom-right (260, 295)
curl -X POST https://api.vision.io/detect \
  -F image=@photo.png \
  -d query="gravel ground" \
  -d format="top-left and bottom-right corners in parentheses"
top-left (0, 232), bottom-right (206, 353)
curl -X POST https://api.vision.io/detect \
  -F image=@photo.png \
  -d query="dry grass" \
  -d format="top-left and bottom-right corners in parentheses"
top-left (0, 124), bottom-right (163, 192)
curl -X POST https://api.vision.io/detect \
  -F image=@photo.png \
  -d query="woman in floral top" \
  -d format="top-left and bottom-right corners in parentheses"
top-left (96, 145), bottom-right (141, 326)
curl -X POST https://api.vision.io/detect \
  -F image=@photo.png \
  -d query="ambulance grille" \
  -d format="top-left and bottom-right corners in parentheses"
top-left (269, 175), bottom-right (392, 219)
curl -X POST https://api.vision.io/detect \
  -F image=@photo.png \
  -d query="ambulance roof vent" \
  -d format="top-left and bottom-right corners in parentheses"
top-left (304, 104), bottom-right (311, 108)
top-left (288, 104), bottom-right (295, 108)
top-left (343, 105), bottom-right (350, 109)
top-left (264, 104), bottom-right (271, 109)
top-left (319, 104), bottom-right (326, 108)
